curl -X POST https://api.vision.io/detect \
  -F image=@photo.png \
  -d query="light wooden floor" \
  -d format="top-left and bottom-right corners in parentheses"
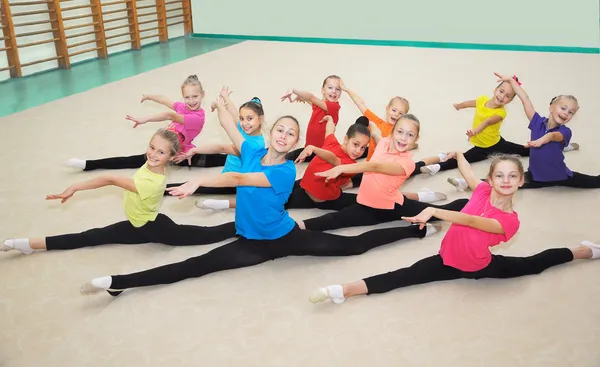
top-left (1, 40), bottom-right (599, 367)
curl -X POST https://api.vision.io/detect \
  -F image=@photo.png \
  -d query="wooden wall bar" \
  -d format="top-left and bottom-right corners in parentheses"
top-left (0, 0), bottom-right (192, 78)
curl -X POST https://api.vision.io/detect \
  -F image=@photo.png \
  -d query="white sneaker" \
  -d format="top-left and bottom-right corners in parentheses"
top-left (309, 285), bottom-right (345, 304)
top-left (417, 189), bottom-right (447, 203)
top-left (563, 143), bottom-right (580, 152)
top-left (420, 164), bottom-right (441, 175)
top-left (581, 240), bottom-right (600, 259)
top-left (447, 177), bottom-right (469, 191)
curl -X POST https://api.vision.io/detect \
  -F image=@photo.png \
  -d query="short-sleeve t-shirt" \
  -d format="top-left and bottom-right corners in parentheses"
top-left (300, 134), bottom-right (357, 201)
top-left (305, 100), bottom-right (341, 148)
top-left (123, 163), bottom-right (166, 228)
top-left (469, 95), bottom-right (507, 148)
top-left (234, 141), bottom-right (297, 240)
top-left (356, 137), bottom-right (416, 209)
top-left (222, 122), bottom-right (266, 173)
top-left (363, 109), bottom-right (394, 161)
top-left (527, 112), bottom-right (573, 182)
top-left (169, 102), bottom-right (206, 153)
top-left (439, 182), bottom-right (520, 272)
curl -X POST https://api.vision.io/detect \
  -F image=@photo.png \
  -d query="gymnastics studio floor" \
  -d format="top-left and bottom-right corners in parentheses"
top-left (1, 38), bottom-right (599, 366)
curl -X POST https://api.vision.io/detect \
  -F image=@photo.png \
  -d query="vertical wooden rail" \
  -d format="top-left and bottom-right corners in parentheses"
top-left (126, 0), bottom-right (140, 50)
top-left (48, 0), bottom-right (70, 69)
top-left (155, 0), bottom-right (166, 42)
top-left (0, 0), bottom-right (21, 77)
top-left (89, 0), bottom-right (107, 58)
top-left (181, 0), bottom-right (191, 34)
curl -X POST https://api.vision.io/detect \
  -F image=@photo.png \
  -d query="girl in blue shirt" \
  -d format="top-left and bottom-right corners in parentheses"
top-left (78, 98), bottom-right (442, 296)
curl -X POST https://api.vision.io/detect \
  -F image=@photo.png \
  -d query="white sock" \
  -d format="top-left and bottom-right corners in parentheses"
top-left (417, 189), bottom-right (447, 203)
top-left (81, 276), bottom-right (113, 295)
top-left (65, 158), bottom-right (86, 169)
top-left (436, 153), bottom-right (447, 162)
top-left (309, 284), bottom-right (345, 304)
top-left (581, 241), bottom-right (600, 259)
top-left (196, 199), bottom-right (230, 210)
top-left (1, 238), bottom-right (34, 254)
top-left (563, 143), bottom-right (580, 152)
top-left (447, 177), bottom-right (469, 191)
top-left (420, 164), bottom-right (441, 175)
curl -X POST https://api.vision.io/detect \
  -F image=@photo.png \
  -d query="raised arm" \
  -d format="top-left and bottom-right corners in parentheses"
top-left (218, 86), bottom-right (239, 121)
top-left (402, 206), bottom-right (505, 234)
top-left (141, 94), bottom-right (175, 110)
top-left (494, 72), bottom-right (535, 121)
top-left (215, 101), bottom-right (245, 151)
top-left (282, 88), bottom-right (327, 111)
top-left (340, 79), bottom-right (368, 114)
top-left (166, 172), bottom-right (271, 199)
top-left (46, 175), bottom-right (137, 203)
top-left (126, 111), bottom-right (184, 128)
top-left (454, 151), bottom-right (480, 190)
top-left (453, 100), bottom-right (476, 110)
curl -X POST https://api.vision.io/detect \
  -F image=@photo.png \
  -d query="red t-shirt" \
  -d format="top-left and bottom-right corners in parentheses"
top-left (300, 134), bottom-right (356, 200)
top-left (304, 100), bottom-right (341, 148)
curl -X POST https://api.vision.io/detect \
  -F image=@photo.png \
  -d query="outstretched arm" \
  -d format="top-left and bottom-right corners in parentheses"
top-left (315, 160), bottom-right (406, 182)
top-left (166, 172), bottom-right (270, 199)
top-left (494, 72), bottom-right (535, 121)
top-left (174, 144), bottom-right (239, 164)
top-left (340, 79), bottom-right (368, 114)
top-left (448, 151), bottom-right (480, 190)
top-left (467, 115), bottom-right (503, 139)
top-left (526, 131), bottom-right (566, 148)
top-left (126, 111), bottom-right (184, 128)
top-left (282, 88), bottom-right (327, 111)
top-left (402, 207), bottom-right (505, 234)
top-left (46, 175), bottom-right (137, 203)
top-left (141, 94), bottom-right (176, 110)
top-left (453, 100), bottom-right (476, 110)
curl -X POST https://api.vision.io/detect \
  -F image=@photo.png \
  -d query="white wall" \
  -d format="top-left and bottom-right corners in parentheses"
top-left (191, 0), bottom-right (600, 49)
top-left (0, 0), bottom-right (187, 82)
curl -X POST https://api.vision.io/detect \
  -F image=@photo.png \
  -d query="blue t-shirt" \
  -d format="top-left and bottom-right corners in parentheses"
top-left (222, 122), bottom-right (265, 173)
top-left (235, 141), bottom-right (296, 240)
top-left (528, 112), bottom-right (573, 182)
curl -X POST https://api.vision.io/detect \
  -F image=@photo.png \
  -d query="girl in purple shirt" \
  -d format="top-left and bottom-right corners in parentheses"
top-left (449, 73), bottom-right (599, 191)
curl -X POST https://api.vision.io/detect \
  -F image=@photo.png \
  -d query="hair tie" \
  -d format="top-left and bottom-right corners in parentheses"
top-left (512, 75), bottom-right (521, 86)
top-left (250, 97), bottom-right (261, 105)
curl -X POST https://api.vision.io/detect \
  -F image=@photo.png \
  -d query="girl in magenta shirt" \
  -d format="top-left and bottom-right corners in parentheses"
top-left (309, 152), bottom-right (600, 305)
top-left (66, 75), bottom-right (207, 171)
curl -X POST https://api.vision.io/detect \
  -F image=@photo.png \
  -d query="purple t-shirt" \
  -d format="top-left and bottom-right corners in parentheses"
top-left (168, 102), bottom-right (206, 153)
top-left (528, 112), bottom-right (572, 182)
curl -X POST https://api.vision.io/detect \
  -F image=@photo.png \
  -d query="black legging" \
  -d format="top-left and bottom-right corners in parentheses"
top-left (303, 197), bottom-right (469, 231)
top-left (286, 180), bottom-right (357, 211)
top-left (418, 137), bottom-right (530, 173)
top-left (46, 214), bottom-right (236, 249)
top-left (107, 224), bottom-right (428, 292)
top-left (84, 153), bottom-right (228, 171)
top-left (364, 248), bottom-right (574, 294)
top-left (521, 171), bottom-right (600, 189)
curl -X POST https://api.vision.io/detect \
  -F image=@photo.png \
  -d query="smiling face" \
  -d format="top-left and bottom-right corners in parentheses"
top-left (239, 106), bottom-right (264, 135)
top-left (549, 97), bottom-right (578, 126)
top-left (269, 116), bottom-right (300, 153)
top-left (487, 159), bottom-right (524, 197)
top-left (342, 132), bottom-right (370, 160)
top-left (182, 85), bottom-right (204, 111)
top-left (145, 134), bottom-right (175, 169)
top-left (491, 82), bottom-right (515, 107)
top-left (321, 77), bottom-right (342, 103)
top-left (385, 98), bottom-right (409, 125)
top-left (389, 117), bottom-right (419, 153)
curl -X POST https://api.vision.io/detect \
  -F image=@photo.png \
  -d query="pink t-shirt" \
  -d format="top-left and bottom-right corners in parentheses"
top-left (168, 102), bottom-right (206, 153)
top-left (439, 182), bottom-right (520, 272)
top-left (356, 137), bottom-right (415, 209)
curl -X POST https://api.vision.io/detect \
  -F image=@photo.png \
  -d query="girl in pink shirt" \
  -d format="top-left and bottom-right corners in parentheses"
top-left (309, 153), bottom-right (600, 305)
top-left (296, 114), bottom-right (467, 231)
top-left (66, 75), bottom-right (208, 171)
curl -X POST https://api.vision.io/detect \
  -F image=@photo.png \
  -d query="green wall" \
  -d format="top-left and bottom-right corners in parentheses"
top-left (191, 0), bottom-right (600, 50)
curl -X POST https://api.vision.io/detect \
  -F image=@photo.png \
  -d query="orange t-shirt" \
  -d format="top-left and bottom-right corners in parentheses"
top-left (356, 137), bottom-right (416, 209)
top-left (364, 109), bottom-right (394, 161)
